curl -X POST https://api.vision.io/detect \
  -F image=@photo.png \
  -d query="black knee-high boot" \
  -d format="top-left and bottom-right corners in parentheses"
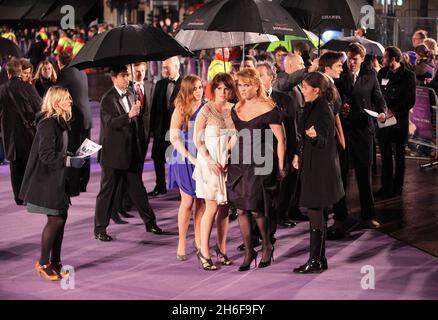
top-left (293, 229), bottom-right (327, 273)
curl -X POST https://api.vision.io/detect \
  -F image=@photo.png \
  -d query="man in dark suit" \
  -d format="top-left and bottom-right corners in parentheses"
top-left (148, 56), bottom-right (181, 196)
top-left (257, 62), bottom-right (299, 230)
top-left (376, 46), bottom-right (416, 198)
top-left (94, 65), bottom-right (163, 241)
top-left (329, 43), bottom-right (387, 238)
top-left (0, 58), bottom-right (41, 205)
top-left (27, 35), bottom-right (46, 70)
top-left (56, 51), bottom-right (92, 195)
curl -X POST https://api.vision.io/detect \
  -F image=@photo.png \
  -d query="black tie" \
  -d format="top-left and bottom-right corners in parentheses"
top-left (120, 92), bottom-right (129, 99)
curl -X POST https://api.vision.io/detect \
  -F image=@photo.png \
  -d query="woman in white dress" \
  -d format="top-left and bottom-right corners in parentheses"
top-left (193, 73), bottom-right (236, 271)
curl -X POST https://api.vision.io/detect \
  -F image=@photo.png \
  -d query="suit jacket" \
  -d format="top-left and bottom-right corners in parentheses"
top-left (57, 67), bottom-right (92, 131)
top-left (98, 87), bottom-right (146, 170)
top-left (0, 77), bottom-right (41, 161)
top-left (336, 65), bottom-right (387, 167)
top-left (150, 77), bottom-right (181, 159)
top-left (271, 90), bottom-right (300, 161)
top-left (273, 69), bottom-right (307, 93)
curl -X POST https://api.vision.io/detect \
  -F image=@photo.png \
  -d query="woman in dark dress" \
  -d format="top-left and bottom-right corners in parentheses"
top-left (292, 72), bottom-right (344, 273)
top-left (20, 86), bottom-right (87, 281)
top-left (227, 68), bottom-right (286, 271)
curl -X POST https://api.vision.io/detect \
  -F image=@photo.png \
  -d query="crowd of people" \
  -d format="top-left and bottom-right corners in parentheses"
top-left (0, 25), bottom-right (437, 281)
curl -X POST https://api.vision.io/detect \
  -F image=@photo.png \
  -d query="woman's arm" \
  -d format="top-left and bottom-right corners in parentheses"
top-left (270, 123), bottom-right (286, 176)
top-left (169, 108), bottom-right (196, 165)
top-left (335, 113), bottom-right (346, 150)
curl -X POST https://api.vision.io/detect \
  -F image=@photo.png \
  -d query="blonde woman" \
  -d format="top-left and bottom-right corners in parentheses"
top-left (227, 68), bottom-right (286, 272)
top-left (20, 86), bottom-right (87, 281)
top-left (193, 73), bottom-right (236, 271)
top-left (34, 60), bottom-right (57, 98)
top-left (168, 75), bottom-right (205, 261)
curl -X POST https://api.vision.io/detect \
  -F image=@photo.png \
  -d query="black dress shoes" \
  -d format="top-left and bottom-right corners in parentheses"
top-left (146, 222), bottom-right (163, 234)
top-left (111, 212), bottom-right (128, 224)
top-left (147, 187), bottom-right (167, 197)
top-left (95, 232), bottom-right (113, 241)
top-left (119, 210), bottom-right (134, 218)
top-left (278, 218), bottom-right (297, 228)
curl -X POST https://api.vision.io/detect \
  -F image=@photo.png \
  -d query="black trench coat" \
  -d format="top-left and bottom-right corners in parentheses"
top-left (298, 96), bottom-right (344, 208)
top-left (19, 112), bottom-right (70, 210)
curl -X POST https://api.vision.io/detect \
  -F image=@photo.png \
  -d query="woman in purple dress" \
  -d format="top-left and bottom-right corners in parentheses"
top-left (168, 75), bottom-right (205, 261)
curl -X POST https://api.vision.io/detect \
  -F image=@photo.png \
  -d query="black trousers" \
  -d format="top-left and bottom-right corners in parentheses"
top-left (378, 118), bottom-right (409, 193)
top-left (94, 163), bottom-right (156, 234)
top-left (332, 148), bottom-right (375, 221)
top-left (10, 158), bottom-right (27, 205)
top-left (66, 129), bottom-right (91, 196)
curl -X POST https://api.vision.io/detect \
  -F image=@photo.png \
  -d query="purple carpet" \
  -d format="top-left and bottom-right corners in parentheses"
top-left (1, 101), bottom-right (437, 300)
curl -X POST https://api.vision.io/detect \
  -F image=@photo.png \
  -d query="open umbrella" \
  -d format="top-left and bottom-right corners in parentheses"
top-left (69, 24), bottom-right (191, 70)
top-left (261, 30), bottom-right (323, 52)
top-left (0, 37), bottom-right (23, 58)
top-left (281, 0), bottom-right (369, 31)
top-left (321, 36), bottom-right (385, 56)
top-left (175, 29), bottom-right (279, 52)
top-left (179, 0), bottom-right (306, 64)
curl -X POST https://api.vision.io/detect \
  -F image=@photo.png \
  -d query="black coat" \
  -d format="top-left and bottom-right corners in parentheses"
top-left (57, 67), bottom-right (92, 131)
top-left (98, 87), bottom-right (146, 170)
top-left (19, 112), bottom-right (70, 210)
top-left (298, 97), bottom-right (344, 208)
top-left (0, 77), bottom-right (41, 161)
top-left (271, 89), bottom-right (300, 161)
top-left (377, 63), bottom-right (416, 121)
top-left (336, 66), bottom-right (387, 167)
top-left (150, 77), bottom-right (181, 160)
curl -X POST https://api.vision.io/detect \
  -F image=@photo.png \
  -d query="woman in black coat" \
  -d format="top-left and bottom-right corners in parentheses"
top-left (292, 72), bottom-right (344, 273)
top-left (19, 86), bottom-right (86, 281)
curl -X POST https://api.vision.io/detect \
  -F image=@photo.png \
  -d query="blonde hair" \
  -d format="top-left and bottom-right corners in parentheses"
top-left (236, 68), bottom-right (274, 108)
top-left (424, 38), bottom-right (438, 55)
top-left (174, 75), bottom-right (203, 126)
top-left (42, 86), bottom-right (72, 121)
top-left (34, 60), bottom-right (57, 83)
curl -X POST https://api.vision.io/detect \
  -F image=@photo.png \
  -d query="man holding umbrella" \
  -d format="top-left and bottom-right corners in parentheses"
top-left (94, 65), bottom-right (163, 241)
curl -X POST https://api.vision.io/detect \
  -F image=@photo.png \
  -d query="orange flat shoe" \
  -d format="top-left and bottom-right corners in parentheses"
top-left (35, 261), bottom-right (61, 281)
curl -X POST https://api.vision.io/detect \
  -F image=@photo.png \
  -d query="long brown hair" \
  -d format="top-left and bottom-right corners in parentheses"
top-left (174, 75), bottom-right (203, 125)
top-left (236, 68), bottom-right (274, 108)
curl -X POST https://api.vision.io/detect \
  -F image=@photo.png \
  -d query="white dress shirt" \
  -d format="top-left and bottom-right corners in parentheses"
top-left (115, 86), bottom-right (130, 113)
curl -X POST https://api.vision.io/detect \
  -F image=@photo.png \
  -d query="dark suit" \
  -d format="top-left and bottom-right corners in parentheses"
top-left (94, 87), bottom-right (156, 234)
top-left (149, 76), bottom-right (181, 190)
top-left (0, 77), bottom-right (41, 204)
top-left (57, 66), bottom-right (92, 195)
top-left (333, 66), bottom-right (387, 221)
top-left (377, 63), bottom-right (416, 193)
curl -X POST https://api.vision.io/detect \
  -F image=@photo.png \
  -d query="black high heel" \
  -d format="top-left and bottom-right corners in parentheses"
top-left (196, 250), bottom-right (218, 271)
top-left (258, 246), bottom-right (275, 268)
top-left (214, 244), bottom-right (233, 266)
top-left (238, 250), bottom-right (258, 272)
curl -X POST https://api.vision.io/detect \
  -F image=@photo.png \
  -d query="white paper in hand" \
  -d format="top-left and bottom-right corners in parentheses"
top-left (378, 115), bottom-right (397, 128)
top-left (364, 108), bottom-right (379, 118)
top-left (76, 138), bottom-right (102, 158)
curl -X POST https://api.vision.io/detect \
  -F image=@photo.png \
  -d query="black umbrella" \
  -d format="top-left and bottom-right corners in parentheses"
top-left (321, 36), bottom-right (385, 56)
top-left (281, 0), bottom-right (369, 31)
top-left (0, 37), bottom-right (23, 58)
top-left (179, 0), bottom-right (307, 37)
top-left (68, 24), bottom-right (191, 70)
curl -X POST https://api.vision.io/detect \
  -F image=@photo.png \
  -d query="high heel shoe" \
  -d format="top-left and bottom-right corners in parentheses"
top-left (196, 251), bottom-right (218, 271)
top-left (35, 261), bottom-right (61, 281)
top-left (176, 254), bottom-right (187, 261)
top-left (214, 244), bottom-right (233, 266)
top-left (50, 261), bottom-right (70, 278)
top-left (238, 250), bottom-right (258, 272)
top-left (258, 246), bottom-right (275, 268)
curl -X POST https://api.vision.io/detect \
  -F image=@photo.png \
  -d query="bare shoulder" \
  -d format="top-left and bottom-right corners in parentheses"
top-left (256, 100), bottom-right (274, 114)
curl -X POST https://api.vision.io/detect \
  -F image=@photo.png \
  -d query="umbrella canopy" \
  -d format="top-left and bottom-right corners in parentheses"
top-left (0, 37), bottom-right (23, 58)
top-left (69, 24), bottom-right (191, 70)
top-left (263, 30), bottom-right (323, 52)
top-left (321, 36), bottom-right (385, 56)
top-left (179, 0), bottom-right (307, 37)
top-left (175, 29), bottom-right (279, 51)
top-left (281, 0), bottom-right (369, 31)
